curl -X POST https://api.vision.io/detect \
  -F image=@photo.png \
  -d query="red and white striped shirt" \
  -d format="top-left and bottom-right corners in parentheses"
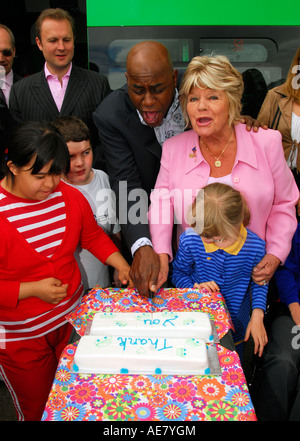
top-left (0, 181), bottom-right (118, 342)
top-left (0, 190), bottom-right (66, 258)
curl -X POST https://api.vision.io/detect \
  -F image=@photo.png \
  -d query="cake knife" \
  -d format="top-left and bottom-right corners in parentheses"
top-left (149, 290), bottom-right (155, 320)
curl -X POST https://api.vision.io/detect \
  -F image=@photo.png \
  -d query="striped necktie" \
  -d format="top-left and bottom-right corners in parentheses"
top-left (0, 81), bottom-right (7, 106)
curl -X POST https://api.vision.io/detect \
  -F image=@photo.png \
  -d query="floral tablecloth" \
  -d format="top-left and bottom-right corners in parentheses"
top-left (42, 287), bottom-right (257, 421)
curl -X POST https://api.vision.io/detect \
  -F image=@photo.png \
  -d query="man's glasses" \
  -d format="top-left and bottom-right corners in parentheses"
top-left (0, 49), bottom-right (13, 57)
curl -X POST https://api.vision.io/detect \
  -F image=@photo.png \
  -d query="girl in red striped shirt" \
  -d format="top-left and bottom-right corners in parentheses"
top-left (0, 121), bottom-right (132, 420)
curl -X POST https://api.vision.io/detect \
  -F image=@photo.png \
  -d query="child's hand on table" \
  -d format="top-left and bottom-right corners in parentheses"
top-left (193, 281), bottom-right (220, 292)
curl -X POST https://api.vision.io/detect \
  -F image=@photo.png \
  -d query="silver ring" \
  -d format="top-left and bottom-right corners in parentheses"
top-left (262, 280), bottom-right (268, 285)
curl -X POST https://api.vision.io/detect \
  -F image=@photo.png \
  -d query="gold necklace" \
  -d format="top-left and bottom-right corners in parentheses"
top-left (200, 131), bottom-right (232, 168)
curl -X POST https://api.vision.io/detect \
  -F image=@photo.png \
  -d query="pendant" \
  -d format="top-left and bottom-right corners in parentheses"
top-left (215, 160), bottom-right (222, 167)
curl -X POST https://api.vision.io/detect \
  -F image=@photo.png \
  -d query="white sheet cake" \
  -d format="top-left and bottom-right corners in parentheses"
top-left (89, 311), bottom-right (214, 343)
top-left (73, 334), bottom-right (210, 375)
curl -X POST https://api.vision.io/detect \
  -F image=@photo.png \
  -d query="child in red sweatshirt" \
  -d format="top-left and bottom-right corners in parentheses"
top-left (0, 121), bottom-right (131, 420)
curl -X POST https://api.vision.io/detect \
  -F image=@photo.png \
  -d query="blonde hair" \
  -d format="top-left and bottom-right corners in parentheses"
top-left (188, 183), bottom-right (250, 241)
top-left (285, 46), bottom-right (300, 105)
top-left (179, 55), bottom-right (244, 128)
top-left (36, 8), bottom-right (75, 40)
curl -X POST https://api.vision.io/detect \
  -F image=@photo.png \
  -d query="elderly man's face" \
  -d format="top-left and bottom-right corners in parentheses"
top-left (126, 62), bottom-right (178, 128)
top-left (0, 28), bottom-right (15, 76)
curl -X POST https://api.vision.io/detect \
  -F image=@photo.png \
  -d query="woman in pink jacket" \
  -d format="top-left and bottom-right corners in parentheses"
top-left (148, 55), bottom-right (299, 288)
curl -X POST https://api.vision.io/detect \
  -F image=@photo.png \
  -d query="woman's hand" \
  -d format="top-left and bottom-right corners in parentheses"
top-left (19, 278), bottom-right (68, 304)
top-left (252, 254), bottom-right (281, 285)
top-left (289, 302), bottom-right (300, 326)
top-left (244, 308), bottom-right (268, 357)
top-left (193, 281), bottom-right (220, 292)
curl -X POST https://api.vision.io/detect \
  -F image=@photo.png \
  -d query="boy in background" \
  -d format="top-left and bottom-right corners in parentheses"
top-left (53, 116), bottom-right (121, 290)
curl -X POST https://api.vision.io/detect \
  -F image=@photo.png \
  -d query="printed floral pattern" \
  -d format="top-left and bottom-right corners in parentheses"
top-left (198, 378), bottom-right (226, 401)
top-left (225, 387), bottom-right (253, 412)
top-left (169, 380), bottom-right (197, 402)
top-left (42, 287), bottom-right (257, 421)
top-left (156, 400), bottom-right (188, 421)
top-left (66, 286), bottom-right (233, 338)
top-left (69, 382), bottom-right (97, 404)
top-left (132, 403), bottom-right (156, 421)
top-left (205, 400), bottom-right (239, 421)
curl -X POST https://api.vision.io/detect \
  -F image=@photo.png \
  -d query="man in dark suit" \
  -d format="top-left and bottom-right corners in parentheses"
top-left (0, 24), bottom-right (22, 105)
top-left (0, 24), bottom-right (22, 162)
top-left (9, 8), bottom-right (110, 168)
top-left (93, 41), bottom-right (184, 296)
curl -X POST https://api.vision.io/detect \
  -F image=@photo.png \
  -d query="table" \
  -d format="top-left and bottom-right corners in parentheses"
top-left (42, 287), bottom-right (257, 421)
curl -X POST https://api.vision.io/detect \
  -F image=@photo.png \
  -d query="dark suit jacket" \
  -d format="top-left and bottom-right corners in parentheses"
top-left (9, 65), bottom-right (111, 167)
top-left (0, 71), bottom-right (23, 173)
top-left (0, 70), bottom-right (22, 121)
top-left (93, 85), bottom-right (162, 250)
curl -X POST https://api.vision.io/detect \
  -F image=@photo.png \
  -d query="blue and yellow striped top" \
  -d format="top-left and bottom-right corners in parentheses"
top-left (171, 225), bottom-right (268, 343)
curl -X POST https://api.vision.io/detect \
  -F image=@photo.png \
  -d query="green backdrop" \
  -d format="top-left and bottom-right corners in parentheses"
top-left (86, 0), bottom-right (299, 26)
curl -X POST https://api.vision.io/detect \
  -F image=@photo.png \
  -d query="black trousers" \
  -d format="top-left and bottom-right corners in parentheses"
top-left (292, 168), bottom-right (300, 190)
top-left (254, 308), bottom-right (300, 421)
top-left (254, 170), bottom-right (300, 420)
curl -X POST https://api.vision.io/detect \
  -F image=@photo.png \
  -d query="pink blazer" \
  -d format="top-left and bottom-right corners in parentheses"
top-left (148, 123), bottom-right (299, 263)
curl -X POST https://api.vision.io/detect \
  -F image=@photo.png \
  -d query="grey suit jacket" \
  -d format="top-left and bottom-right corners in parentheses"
top-left (9, 65), bottom-right (111, 165)
top-left (0, 71), bottom-right (22, 109)
top-left (0, 71), bottom-right (23, 158)
top-left (93, 85), bottom-right (162, 250)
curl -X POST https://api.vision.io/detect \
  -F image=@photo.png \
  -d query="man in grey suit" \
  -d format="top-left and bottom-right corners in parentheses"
top-left (93, 41), bottom-right (183, 297)
top-left (9, 8), bottom-right (110, 168)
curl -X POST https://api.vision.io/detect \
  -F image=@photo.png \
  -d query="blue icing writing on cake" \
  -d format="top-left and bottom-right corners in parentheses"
top-left (74, 335), bottom-right (209, 375)
top-left (117, 336), bottom-right (173, 352)
top-left (89, 311), bottom-right (213, 343)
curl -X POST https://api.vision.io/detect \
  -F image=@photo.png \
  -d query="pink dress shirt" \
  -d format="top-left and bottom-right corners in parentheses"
top-left (45, 62), bottom-right (71, 111)
top-left (148, 123), bottom-right (299, 263)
